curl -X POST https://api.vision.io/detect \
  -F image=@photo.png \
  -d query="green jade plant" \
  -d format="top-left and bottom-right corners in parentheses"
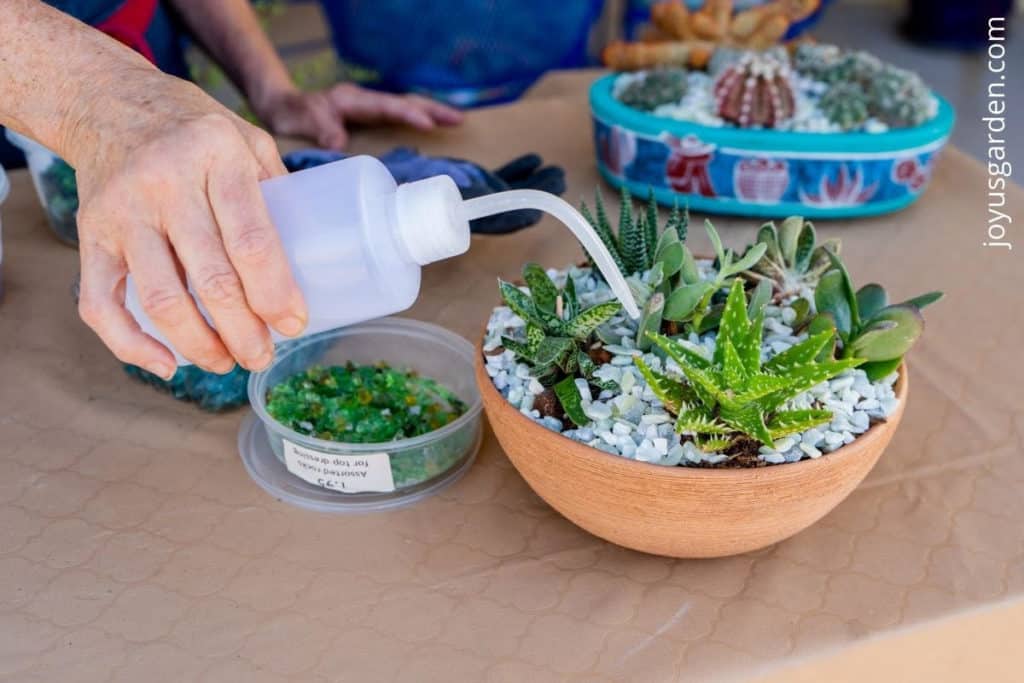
top-left (498, 264), bottom-right (622, 425)
top-left (636, 279), bottom-right (864, 453)
top-left (811, 251), bottom-right (943, 381)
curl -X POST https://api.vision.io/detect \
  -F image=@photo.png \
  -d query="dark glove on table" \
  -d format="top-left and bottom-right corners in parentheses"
top-left (283, 147), bottom-right (566, 234)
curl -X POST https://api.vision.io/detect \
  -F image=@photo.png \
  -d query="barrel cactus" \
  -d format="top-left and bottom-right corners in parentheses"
top-left (820, 82), bottom-right (870, 131)
top-left (792, 43), bottom-right (842, 81)
top-left (713, 52), bottom-right (796, 128)
top-left (820, 50), bottom-right (883, 86)
top-left (868, 66), bottom-right (934, 128)
top-left (617, 68), bottom-right (689, 111)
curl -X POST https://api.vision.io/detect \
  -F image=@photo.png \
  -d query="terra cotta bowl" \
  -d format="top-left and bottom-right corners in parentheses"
top-left (476, 349), bottom-right (907, 558)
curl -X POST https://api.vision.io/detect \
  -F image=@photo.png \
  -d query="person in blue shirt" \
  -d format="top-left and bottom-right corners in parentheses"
top-left (0, 1), bottom-right (462, 379)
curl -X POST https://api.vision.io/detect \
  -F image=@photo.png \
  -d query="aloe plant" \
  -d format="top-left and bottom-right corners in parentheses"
top-left (580, 187), bottom-right (686, 278)
top-left (635, 279), bottom-right (864, 451)
top-left (744, 216), bottom-right (839, 298)
top-left (811, 250), bottom-right (942, 381)
top-left (499, 263), bottom-right (622, 425)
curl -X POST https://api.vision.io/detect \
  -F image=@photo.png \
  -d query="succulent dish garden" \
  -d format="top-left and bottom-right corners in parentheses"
top-left (482, 189), bottom-right (941, 468)
top-left (590, 0), bottom-right (954, 218)
top-left (611, 44), bottom-right (936, 134)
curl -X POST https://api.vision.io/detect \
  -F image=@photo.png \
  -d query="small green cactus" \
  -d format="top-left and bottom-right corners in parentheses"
top-left (820, 82), bottom-right (870, 131)
top-left (498, 264), bottom-right (622, 423)
top-left (811, 250), bottom-right (942, 380)
top-left (792, 43), bottom-right (843, 81)
top-left (617, 68), bottom-right (689, 111)
top-left (636, 279), bottom-right (863, 451)
top-left (745, 216), bottom-right (840, 297)
top-left (868, 66), bottom-right (933, 128)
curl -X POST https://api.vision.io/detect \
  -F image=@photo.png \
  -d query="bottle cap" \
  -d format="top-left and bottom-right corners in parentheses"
top-left (395, 176), bottom-right (471, 266)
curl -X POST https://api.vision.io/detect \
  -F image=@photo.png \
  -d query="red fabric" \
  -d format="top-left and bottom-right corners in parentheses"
top-left (95, 0), bottom-right (159, 64)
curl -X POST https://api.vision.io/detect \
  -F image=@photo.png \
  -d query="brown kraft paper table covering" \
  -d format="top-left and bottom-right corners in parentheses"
top-left (0, 71), bottom-right (1022, 682)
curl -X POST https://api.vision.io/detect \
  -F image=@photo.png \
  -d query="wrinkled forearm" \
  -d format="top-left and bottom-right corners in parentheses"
top-left (168, 0), bottom-right (295, 113)
top-left (0, 0), bottom-right (158, 166)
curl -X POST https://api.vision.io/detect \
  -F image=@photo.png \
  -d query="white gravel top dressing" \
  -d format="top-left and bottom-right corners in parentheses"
top-left (484, 265), bottom-right (900, 468)
top-left (614, 70), bottom-right (896, 134)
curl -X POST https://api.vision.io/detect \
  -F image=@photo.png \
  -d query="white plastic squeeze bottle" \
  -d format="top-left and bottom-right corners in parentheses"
top-left (125, 155), bottom-right (639, 365)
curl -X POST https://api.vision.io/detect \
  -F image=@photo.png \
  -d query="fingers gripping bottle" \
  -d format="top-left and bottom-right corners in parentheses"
top-left (125, 155), bottom-right (638, 365)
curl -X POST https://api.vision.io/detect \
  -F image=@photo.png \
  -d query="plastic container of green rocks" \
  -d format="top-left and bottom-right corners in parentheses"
top-left (5, 129), bottom-right (79, 246)
top-left (241, 317), bottom-right (482, 512)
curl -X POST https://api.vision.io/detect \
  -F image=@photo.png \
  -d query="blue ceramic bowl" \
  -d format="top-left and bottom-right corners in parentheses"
top-left (590, 74), bottom-right (955, 219)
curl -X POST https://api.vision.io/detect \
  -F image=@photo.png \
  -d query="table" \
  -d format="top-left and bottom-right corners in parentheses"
top-left (1, 72), bottom-right (1022, 682)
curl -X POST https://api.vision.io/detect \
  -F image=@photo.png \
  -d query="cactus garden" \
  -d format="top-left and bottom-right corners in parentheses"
top-left (610, 43), bottom-right (937, 134)
top-left (482, 189), bottom-right (941, 467)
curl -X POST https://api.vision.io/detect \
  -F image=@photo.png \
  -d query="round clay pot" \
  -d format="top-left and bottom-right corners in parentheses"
top-left (476, 349), bottom-right (907, 558)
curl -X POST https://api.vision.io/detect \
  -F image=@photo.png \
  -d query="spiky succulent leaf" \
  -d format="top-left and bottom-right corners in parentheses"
top-left (848, 304), bottom-right (924, 361)
top-left (646, 331), bottom-right (712, 370)
top-left (861, 357), bottom-right (903, 382)
top-left (764, 330), bottom-right (835, 374)
top-left (758, 358), bottom-right (864, 411)
top-left (675, 406), bottom-right (732, 436)
top-left (748, 280), bottom-right (772, 320)
top-left (498, 280), bottom-right (539, 325)
top-left (671, 356), bottom-right (728, 410)
top-left (525, 324), bottom-right (545, 354)
top-left (554, 376), bottom-right (588, 427)
top-left (522, 263), bottom-right (559, 314)
top-left (901, 291), bottom-right (944, 310)
top-left (720, 339), bottom-right (749, 390)
top-left (560, 349), bottom-right (579, 374)
top-left (698, 437), bottom-right (733, 452)
top-left (501, 336), bottom-right (535, 362)
top-left (664, 281), bottom-right (713, 321)
top-left (618, 188), bottom-right (647, 274)
top-left (767, 409), bottom-right (833, 439)
top-left (855, 283), bottom-right (888, 321)
top-left (713, 279), bottom-right (754, 368)
top-left (581, 194), bottom-right (625, 272)
top-left (564, 302), bottom-right (621, 340)
top-left (636, 292), bottom-right (665, 351)
top-left (534, 336), bottom-right (574, 368)
top-left (719, 402), bottom-right (774, 447)
top-left (635, 357), bottom-right (694, 413)
top-left (562, 276), bottom-right (580, 319)
top-left (815, 270), bottom-right (852, 340)
top-left (645, 190), bottom-right (659, 268)
top-left (731, 373), bottom-right (796, 404)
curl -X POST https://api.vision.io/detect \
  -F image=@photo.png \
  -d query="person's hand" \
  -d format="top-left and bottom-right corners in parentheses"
top-left (254, 82), bottom-right (464, 150)
top-left (67, 67), bottom-right (307, 380)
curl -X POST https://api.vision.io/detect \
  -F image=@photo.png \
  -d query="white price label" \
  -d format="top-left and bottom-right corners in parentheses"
top-left (283, 440), bottom-right (395, 493)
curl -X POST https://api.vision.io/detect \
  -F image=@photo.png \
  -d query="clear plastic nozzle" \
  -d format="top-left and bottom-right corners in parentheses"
top-left (461, 190), bottom-right (641, 319)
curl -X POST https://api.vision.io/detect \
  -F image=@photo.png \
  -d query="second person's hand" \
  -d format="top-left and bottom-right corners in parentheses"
top-left (254, 81), bottom-right (464, 150)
